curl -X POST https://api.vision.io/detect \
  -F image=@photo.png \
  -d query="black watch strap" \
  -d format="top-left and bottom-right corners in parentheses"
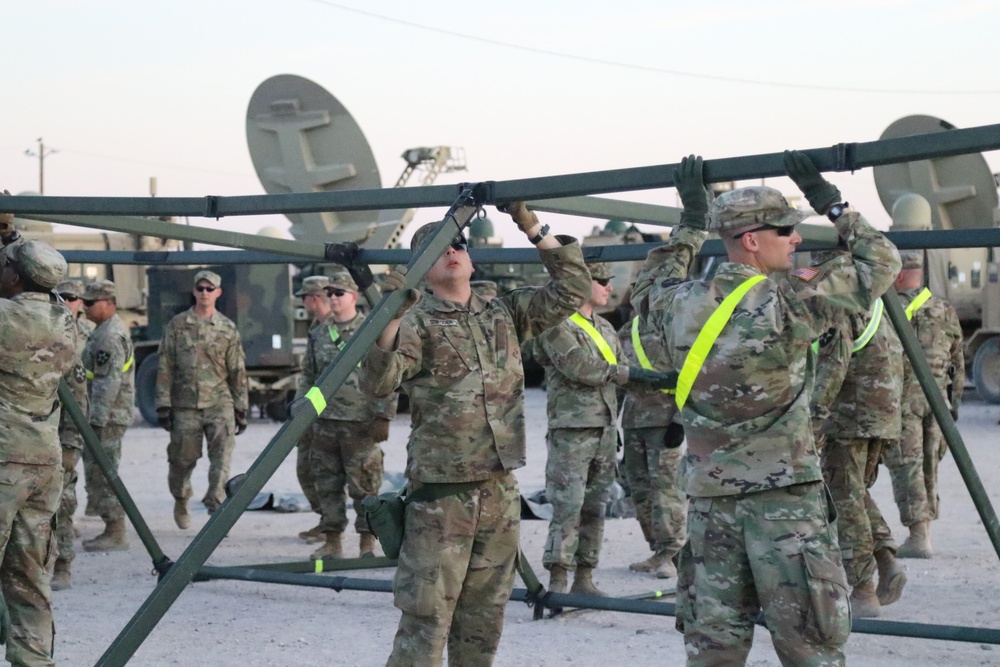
top-left (827, 202), bottom-right (849, 222)
top-left (528, 223), bottom-right (551, 245)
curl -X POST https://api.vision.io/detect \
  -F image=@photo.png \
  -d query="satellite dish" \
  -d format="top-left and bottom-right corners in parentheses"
top-left (247, 75), bottom-right (397, 246)
top-left (874, 115), bottom-right (999, 230)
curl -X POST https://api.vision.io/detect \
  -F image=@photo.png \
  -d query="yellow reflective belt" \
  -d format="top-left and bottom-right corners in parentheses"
top-left (851, 299), bottom-right (884, 353)
top-left (305, 386), bottom-right (328, 415)
top-left (675, 274), bottom-right (766, 410)
top-left (85, 353), bottom-right (135, 380)
top-left (631, 316), bottom-right (675, 395)
top-left (569, 312), bottom-right (617, 364)
top-left (328, 326), bottom-right (345, 349)
top-left (905, 288), bottom-right (932, 321)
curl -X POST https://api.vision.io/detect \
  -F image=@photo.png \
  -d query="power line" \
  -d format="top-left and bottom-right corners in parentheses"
top-left (305, 0), bottom-right (1000, 96)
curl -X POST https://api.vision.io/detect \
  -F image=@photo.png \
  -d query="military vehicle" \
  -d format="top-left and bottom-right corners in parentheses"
top-left (876, 114), bottom-right (1000, 402)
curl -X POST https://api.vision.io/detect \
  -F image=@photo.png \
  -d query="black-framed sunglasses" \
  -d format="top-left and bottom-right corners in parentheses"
top-left (733, 224), bottom-right (796, 240)
top-left (61, 295), bottom-right (81, 302)
top-left (195, 285), bottom-right (217, 293)
top-left (82, 299), bottom-right (98, 307)
top-left (328, 288), bottom-right (350, 297)
top-left (593, 277), bottom-right (611, 287)
top-left (450, 240), bottom-right (468, 252)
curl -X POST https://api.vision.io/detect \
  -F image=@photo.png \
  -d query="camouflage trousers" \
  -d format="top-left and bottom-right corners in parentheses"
top-left (310, 420), bottom-right (383, 535)
top-left (82, 423), bottom-right (127, 522)
top-left (821, 437), bottom-right (896, 587)
top-left (295, 428), bottom-right (322, 515)
top-left (542, 426), bottom-right (617, 569)
top-left (55, 446), bottom-right (81, 564)
top-left (883, 409), bottom-right (944, 526)
top-left (621, 426), bottom-right (687, 555)
top-left (387, 473), bottom-right (519, 667)
top-left (0, 461), bottom-right (61, 667)
top-left (168, 405), bottom-right (235, 510)
top-left (676, 481), bottom-right (849, 667)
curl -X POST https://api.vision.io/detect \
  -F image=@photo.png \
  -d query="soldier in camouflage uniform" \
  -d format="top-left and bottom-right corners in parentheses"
top-left (360, 206), bottom-right (591, 667)
top-left (156, 270), bottom-right (249, 529)
top-left (50, 279), bottom-right (92, 589)
top-left (80, 280), bottom-right (136, 553)
top-left (618, 313), bottom-right (686, 581)
top-left (533, 263), bottom-right (675, 596)
top-left (0, 213), bottom-right (77, 666)
top-left (632, 154), bottom-right (900, 666)
top-left (296, 272), bottom-right (396, 560)
top-left (883, 250), bottom-right (964, 559)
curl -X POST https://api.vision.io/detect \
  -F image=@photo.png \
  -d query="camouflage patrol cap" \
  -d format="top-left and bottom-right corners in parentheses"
top-left (409, 222), bottom-right (468, 251)
top-left (711, 186), bottom-right (809, 235)
top-left (55, 279), bottom-right (84, 298)
top-left (83, 279), bottom-right (116, 301)
top-left (327, 272), bottom-right (358, 293)
top-left (295, 275), bottom-right (330, 297)
top-left (194, 270), bottom-right (222, 288)
top-left (9, 240), bottom-right (67, 289)
top-left (899, 250), bottom-right (924, 270)
top-left (587, 263), bottom-right (614, 280)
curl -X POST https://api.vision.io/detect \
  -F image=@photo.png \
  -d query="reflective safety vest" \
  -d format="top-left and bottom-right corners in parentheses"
top-left (676, 274), bottom-right (766, 410)
top-left (85, 353), bottom-right (134, 380)
top-left (905, 287), bottom-right (932, 321)
top-left (569, 312), bottom-right (617, 364)
top-left (631, 316), bottom-right (674, 395)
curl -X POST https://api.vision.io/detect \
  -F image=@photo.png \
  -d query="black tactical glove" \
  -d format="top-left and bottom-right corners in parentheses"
top-left (674, 155), bottom-right (710, 230)
top-left (664, 422), bottom-right (685, 449)
top-left (627, 367), bottom-right (679, 391)
top-left (372, 418), bottom-right (391, 443)
top-left (156, 407), bottom-right (172, 432)
top-left (234, 409), bottom-right (248, 435)
top-left (783, 150), bottom-right (842, 215)
top-left (0, 588), bottom-right (9, 645)
top-left (381, 267), bottom-right (421, 318)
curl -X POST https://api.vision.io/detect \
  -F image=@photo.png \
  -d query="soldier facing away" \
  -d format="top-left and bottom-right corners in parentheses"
top-left (80, 279), bottom-right (136, 553)
top-left (156, 270), bottom-right (249, 528)
top-left (360, 205), bottom-right (591, 667)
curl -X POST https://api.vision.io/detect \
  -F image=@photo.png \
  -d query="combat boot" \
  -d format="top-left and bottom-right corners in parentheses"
top-left (298, 523), bottom-right (324, 543)
top-left (83, 518), bottom-right (129, 552)
top-left (548, 565), bottom-right (569, 594)
top-left (50, 559), bottom-right (72, 591)
top-left (897, 520), bottom-right (933, 558)
top-left (570, 566), bottom-right (608, 597)
top-left (359, 533), bottom-right (377, 558)
top-left (629, 550), bottom-right (668, 573)
top-left (849, 580), bottom-right (881, 618)
top-left (654, 555), bottom-right (678, 580)
top-left (875, 547), bottom-right (908, 606)
top-left (310, 532), bottom-right (344, 560)
top-left (174, 499), bottom-right (191, 530)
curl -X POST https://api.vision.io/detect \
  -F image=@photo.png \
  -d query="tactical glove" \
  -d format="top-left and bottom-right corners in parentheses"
top-left (627, 367), bottom-right (679, 391)
top-left (234, 409), bottom-right (248, 435)
top-left (381, 267), bottom-right (421, 319)
top-left (497, 201), bottom-right (541, 234)
top-left (372, 418), bottom-right (391, 443)
top-left (0, 588), bottom-right (9, 645)
top-left (783, 150), bottom-right (842, 215)
top-left (0, 189), bottom-right (14, 236)
top-left (664, 422), bottom-right (685, 449)
top-left (156, 407), bottom-right (172, 432)
top-left (674, 155), bottom-right (710, 230)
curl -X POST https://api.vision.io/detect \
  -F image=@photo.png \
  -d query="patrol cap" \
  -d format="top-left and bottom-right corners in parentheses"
top-left (55, 279), bottom-right (84, 298)
top-left (587, 263), bottom-right (614, 281)
top-left (295, 275), bottom-right (330, 297)
top-left (327, 272), bottom-right (358, 293)
top-left (83, 279), bottom-right (116, 301)
top-left (409, 222), bottom-right (468, 251)
top-left (9, 240), bottom-right (67, 289)
top-left (711, 186), bottom-right (809, 235)
top-left (899, 250), bottom-right (924, 270)
top-left (193, 270), bottom-right (222, 288)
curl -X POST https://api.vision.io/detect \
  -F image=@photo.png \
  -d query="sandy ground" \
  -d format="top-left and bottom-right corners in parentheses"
top-left (51, 387), bottom-right (1000, 666)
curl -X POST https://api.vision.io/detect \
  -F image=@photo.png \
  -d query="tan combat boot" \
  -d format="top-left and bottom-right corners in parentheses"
top-left (654, 555), bottom-right (678, 580)
top-left (298, 523), bottom-right (324, 543)
top-left (310, 532), bottom-right (344, 560)
top-left (83, 518), bottom-right (129, 552)
top-left (359, 533), bottom-right (377, 558)
top-left (849, 580), bottom-right (881, 618)
top-left (548, 565), bottom-right (569, 594)
top-left (570, 566), bottom-right (608, 597)
top-left (51, 559), bottom-right (72, 591)
top-left (629, 550), bottom-right (668, 573)
top-left (174, 499), bottom-right (191, 530)
top-left (874, 548), bottom-right (908, 605)
top-left (897, 520), bottom-right (933, 558)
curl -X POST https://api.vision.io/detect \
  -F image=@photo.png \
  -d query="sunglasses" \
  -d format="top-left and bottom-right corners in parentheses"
top-left (733, 224), bottom-right (797, 240)
top-left (593, 277), bottom-right (611, 287)
top-left (450, 240), bottom-right (468, 252)
top-left (328, 288), bottom-right (351, 297)
top-left (195, 285), bottom-right (217, 293)
top-left (82, 299), bottom-right (101, 307)
top-left (61, 295), bottom-right (81, 302)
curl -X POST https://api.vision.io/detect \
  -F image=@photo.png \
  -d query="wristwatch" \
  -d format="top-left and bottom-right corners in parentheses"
top-left (528, 223), bottom-right (551, 245)
top-left (827, 202), bottom-right (849, 222)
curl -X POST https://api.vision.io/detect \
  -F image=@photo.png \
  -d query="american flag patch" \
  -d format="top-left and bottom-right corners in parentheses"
top-left (790, 267), bottom-right (820, 281)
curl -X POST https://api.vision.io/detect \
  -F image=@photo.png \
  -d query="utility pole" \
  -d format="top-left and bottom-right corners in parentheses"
top-left (24, 137), bottom-right (57, 194)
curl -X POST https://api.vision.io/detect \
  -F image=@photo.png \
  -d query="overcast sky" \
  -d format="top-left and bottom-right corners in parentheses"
top-left (3, 0), bottom-right (998, 245)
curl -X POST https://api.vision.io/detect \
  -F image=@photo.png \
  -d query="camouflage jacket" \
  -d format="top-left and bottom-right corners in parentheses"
top-left (361, 238), bottom-right (590, 483)
top-left (633, 214), bottom-right (900, 498)
top-left (85, 313), bottom-right (135, 428)
top-left (618, 317), bottom-right (678, 429)
top-left (156, 308), bottom-right (249, 411)
top-left (899, 288), bottom-right (965, 415)
top-left (533, 311), bottom-right (624, 429)
top-left (295, 311), bottom-right (395, 422)
top-left (0, 292), bottom-right (78, 465)
top-left (59, 315), bottom-right (93, 448)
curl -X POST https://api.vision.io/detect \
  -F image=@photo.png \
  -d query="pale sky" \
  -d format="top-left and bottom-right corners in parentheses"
top-left (3, 0), bottom-right (999, 246)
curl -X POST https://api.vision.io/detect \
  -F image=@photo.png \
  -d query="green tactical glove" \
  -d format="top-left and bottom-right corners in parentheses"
top-left (0, 587), bottom-right (9, 645)
top-left (627, 366), bottom-right (679, 391)
top-left (234, 409), bottom-right (248, 435)
top-left (674, 155), bottom-right (710, 230)
top-left (783, 150), bottom-right (842, 215)
top-left (381, 267), bottom-right (421, 319)
top-left (497, 201), bottom-right (541, 234)
top-left (0, 189), bottom-right (14, 236)
top-left (156, 407), bottom-right (172, 432)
